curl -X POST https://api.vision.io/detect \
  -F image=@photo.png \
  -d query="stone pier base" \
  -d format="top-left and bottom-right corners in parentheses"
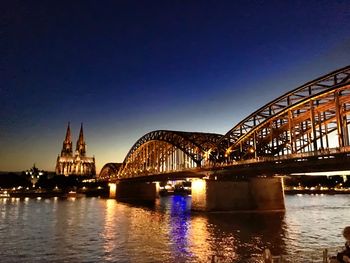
top-left (115, 181), bottom-right (157, 203)
top-left (191, 177), bottom-right (285, 212)
top-left (108, 183), bottom-right (117, 199)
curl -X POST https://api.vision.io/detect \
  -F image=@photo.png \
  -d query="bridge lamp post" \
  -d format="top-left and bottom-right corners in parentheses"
top-left (249, 147), bottom-right (257, 159)
top-left (225, 148), bottom-right (232, 163)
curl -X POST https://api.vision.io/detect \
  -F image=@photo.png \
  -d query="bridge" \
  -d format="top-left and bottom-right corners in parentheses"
top-left (102, 65), bottom-right (350, 211)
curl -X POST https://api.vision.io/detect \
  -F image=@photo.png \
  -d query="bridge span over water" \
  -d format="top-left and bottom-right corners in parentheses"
top-left (102, 65), bottom-right (350, 211)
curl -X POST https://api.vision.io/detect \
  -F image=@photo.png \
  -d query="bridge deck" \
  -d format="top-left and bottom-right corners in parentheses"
top-left (111, 147), bottom-right (350, 183)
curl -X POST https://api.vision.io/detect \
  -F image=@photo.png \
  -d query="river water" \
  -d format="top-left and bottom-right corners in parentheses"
top-left (0, 194), bottom-right (349, 262)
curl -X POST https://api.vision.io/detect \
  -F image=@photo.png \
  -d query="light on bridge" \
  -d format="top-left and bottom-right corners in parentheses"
top-left (225, 148), bottom-right (232, 158)
top-left (204, 149), bottom-right (212, 160)
top-left (192, 179), bottom-right (206, 194)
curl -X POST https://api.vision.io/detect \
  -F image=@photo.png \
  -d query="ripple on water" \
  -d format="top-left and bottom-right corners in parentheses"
top-left (0, 195), bottom-right (349, 262)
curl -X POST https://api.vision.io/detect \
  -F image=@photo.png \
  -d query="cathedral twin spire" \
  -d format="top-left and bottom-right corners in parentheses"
top-left (76, 123), bottom-right (86, 156)
top-left (61, 122), bottom-right (73, 156)
top-left (61, 122), bottom-right (86, 157)
top-left (56, 122), bottom-right (96, 176)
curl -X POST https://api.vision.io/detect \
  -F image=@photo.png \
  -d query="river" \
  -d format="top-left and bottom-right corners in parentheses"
top-left (0, 194), bottom-right (349, 262)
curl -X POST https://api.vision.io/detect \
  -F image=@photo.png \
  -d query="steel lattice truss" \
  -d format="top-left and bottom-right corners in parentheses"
top-left (116, 66), bottom-right (350, 179)
top-left (98, 163), bottom-right (122, 180)
top-left (118, 130), bottom-right (222, 178)
top-left (216, 65), bottom-right (350, 161)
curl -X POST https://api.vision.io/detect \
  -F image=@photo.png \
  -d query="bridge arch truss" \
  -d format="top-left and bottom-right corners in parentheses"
top-left (105, 66), bottom-right (350, 180)
top-left (217, 66), bottom-right (350, 161)
top-left (118, 130), bottom-right (222, 178)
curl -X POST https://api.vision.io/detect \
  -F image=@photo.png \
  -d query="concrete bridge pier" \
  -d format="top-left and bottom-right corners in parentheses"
top-left (111, 181), bottom-right (157, 203)
top-left (191, 177), bottom-right (285, 212)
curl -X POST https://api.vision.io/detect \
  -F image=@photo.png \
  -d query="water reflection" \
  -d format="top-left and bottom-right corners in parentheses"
top-left (0, 195), bottom-right (348, 262)
top-left (158, 195), bottom-right (287, 262)
top-left (205, 212), bottom-right (286, 262)
top-left (168, 195), bottom-right (192, 260)
top-left (283, 195), bottom-right (350, 257)
top-left (102, 199), bottom-right (118, 261)
top-left (189, 215), bottom-right (212, 262)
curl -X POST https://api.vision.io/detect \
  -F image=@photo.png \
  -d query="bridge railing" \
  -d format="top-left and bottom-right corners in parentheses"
top-left (119, 166), bottom-right (203, 178)
top-left (218, 146), bottom-right (350, 168)
top-left (119, 146), bottom-right (350, 178)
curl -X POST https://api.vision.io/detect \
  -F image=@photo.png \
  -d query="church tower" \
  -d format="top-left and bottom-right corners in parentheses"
top-left (61, 122), bottom-right (73, 157)
top-left (56, 122), bottom-right (96, 176)
top-left (76, 123), bottom-right (86, 156)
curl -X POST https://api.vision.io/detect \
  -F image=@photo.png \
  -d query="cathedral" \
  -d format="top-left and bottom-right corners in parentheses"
top-left (55, 123), bottom-right (96, 176)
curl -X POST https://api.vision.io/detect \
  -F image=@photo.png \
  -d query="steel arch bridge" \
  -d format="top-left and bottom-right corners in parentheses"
top-left (118, 130), bottom-right (222, 178)
top-left (114, 65), bottom-right (350, 180)
top-left (216, 65), bottom-right (350, 161)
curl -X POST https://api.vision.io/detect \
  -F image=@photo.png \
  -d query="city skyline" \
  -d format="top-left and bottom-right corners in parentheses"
top-left (2, 1), bottom-right (350, 172)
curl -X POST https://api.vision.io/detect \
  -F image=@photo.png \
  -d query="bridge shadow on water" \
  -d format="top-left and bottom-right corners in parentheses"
top-left (152, 195), bottom-right (288, 262)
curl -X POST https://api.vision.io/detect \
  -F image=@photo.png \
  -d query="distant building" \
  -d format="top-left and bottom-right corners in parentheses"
top-left (25, 164), bottom-right (45, 187)
top-left (55, 123), bottom-right (96, 176)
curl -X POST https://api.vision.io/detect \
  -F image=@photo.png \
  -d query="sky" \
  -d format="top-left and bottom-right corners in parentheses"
top-left (1, 0), bottom-right (350, 173)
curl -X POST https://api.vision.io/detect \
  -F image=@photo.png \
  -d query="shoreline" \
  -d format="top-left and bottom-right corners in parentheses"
top-left (284, 189), bottom-right (350, 195)
top-left (2, 189), bottom-right (350, 198)
top-left (0, 188), bottom-right (109, 198)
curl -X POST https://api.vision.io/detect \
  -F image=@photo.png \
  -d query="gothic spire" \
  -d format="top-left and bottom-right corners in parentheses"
top-left (76, 123), bottom-right (86, 156)
top-left (78, 123), bottom-right (84, 144)
top-left (65, 122), bottom-right (72, 143)
top-left (61, 122), bottom-right (73, 156)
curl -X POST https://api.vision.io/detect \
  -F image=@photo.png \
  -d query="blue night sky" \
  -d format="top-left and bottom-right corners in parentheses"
top-left (1, 1), bottom-right (350, 172)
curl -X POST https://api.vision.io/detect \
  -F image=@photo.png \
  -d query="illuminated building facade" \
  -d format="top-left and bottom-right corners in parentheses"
top-left (55, 123), bottom-right (96, 176)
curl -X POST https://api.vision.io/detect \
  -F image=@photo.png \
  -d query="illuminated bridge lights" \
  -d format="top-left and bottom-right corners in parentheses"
top-left (99, 66), bottom-right (350, 180)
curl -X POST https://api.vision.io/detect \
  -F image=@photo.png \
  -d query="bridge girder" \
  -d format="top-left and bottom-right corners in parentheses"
top-left (217, 66), bottom-right (350, 160)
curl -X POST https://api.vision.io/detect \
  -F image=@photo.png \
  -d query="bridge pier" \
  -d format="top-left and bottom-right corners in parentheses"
top-left (108, 183), bottom-right (117, 198)
top-left (191, 177), bottom-right (285, 212)
top-left (113, 181), bottom-right (157, 203)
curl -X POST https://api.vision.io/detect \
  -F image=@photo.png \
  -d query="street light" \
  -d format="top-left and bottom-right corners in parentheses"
top-left (225, 147), bottom-right (232, 158)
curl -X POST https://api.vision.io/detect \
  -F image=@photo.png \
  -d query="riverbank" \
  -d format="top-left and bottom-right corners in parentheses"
top-left (1, 187), bottom-right (109, 198)
top-left (284, 188), bottom-right (350, 195)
